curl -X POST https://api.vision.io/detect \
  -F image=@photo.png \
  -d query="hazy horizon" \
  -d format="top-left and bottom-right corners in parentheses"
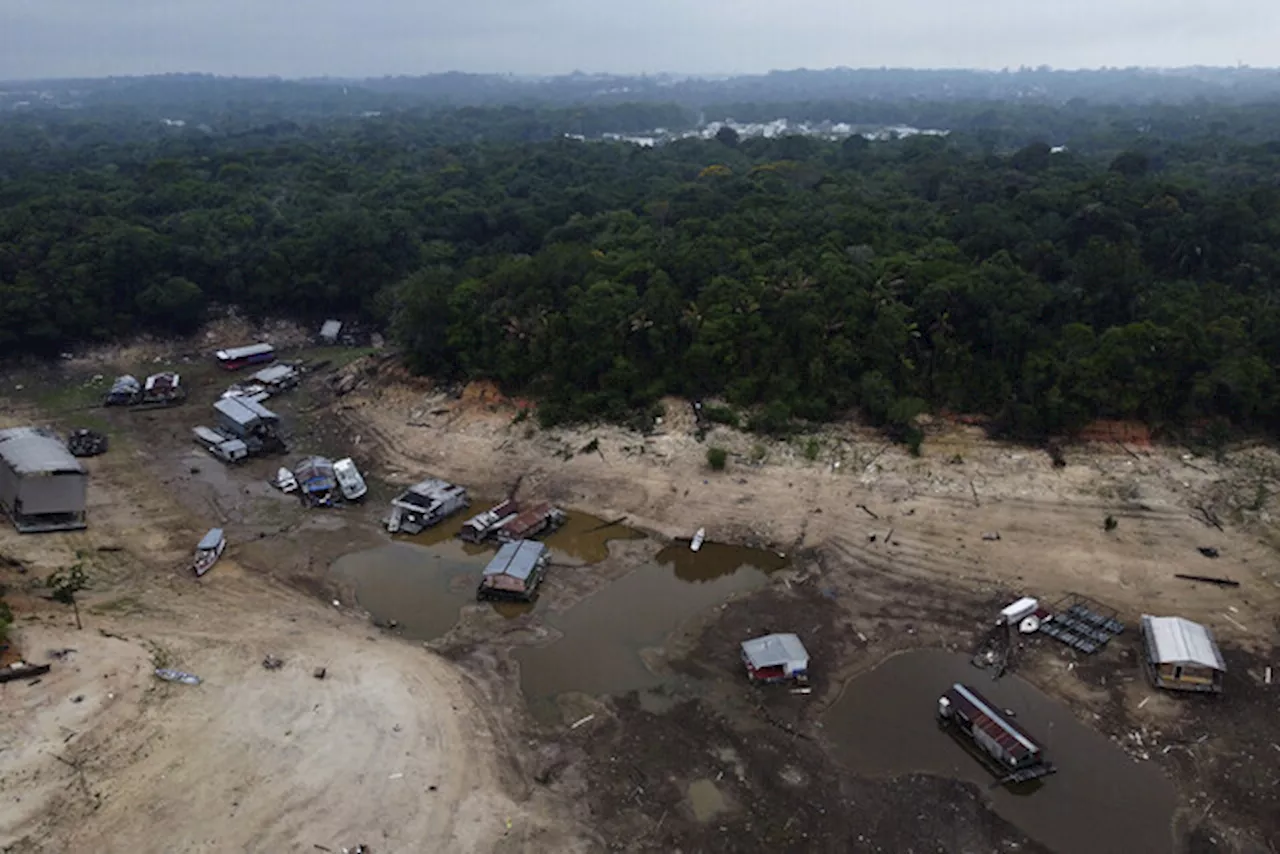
top-left (5, 0), bottom-right (1278, 81)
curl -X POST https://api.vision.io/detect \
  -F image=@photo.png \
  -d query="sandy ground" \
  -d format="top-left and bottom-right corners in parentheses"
top-left (3, 336), bottom-right (1279, 853)
top-left (0, 393), bottom-right (589, 854)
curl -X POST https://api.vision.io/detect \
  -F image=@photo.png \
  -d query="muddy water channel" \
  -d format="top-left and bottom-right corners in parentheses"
top-left (515, 542), bottom-right (787, 721)
top-left (823, 649), bottom-right (1177, 854)
top-left (332, 510), bottom-right (788, 720)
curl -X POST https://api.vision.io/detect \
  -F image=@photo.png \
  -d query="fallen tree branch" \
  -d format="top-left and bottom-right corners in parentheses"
top-left (1174, 574), bottom-right (1240, 588)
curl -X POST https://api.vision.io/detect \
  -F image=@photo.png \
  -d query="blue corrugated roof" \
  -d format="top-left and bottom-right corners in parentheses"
top-left (482, 540), bottom-right (546, 581)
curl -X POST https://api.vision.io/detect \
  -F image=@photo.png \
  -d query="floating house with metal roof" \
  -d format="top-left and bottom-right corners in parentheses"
top-left (938, 683), bottom-right (1055, 783)
top-left (459, 498), bottom-right (521, 543)
top-left (0, 427), bottom-right (88, 532)
top-left (477, 540), bottom-right (550, 602)
top-left (740, 633), bottom-right (810, 683)
top-left (1140, 615), bottom-right (1226, 693)
top-left (386, 478), bottom-right (469, 534)
top-left (495, 502), bottom-right (567, 543)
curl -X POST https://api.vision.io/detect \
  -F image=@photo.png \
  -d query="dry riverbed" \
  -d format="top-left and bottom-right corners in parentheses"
top-left (2, 326), bottom-right (1278, 853)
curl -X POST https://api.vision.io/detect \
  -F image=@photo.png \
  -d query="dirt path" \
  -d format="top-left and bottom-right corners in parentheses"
top-left (0, 406), bottom-right (588, 854)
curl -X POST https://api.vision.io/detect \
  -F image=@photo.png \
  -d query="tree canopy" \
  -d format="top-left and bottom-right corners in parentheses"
top-left (2, 102), bottom-right (1279, 439)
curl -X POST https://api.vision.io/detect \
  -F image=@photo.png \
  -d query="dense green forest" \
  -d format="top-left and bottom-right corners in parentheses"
top-left (2, 101), bottom-right (1279, 439)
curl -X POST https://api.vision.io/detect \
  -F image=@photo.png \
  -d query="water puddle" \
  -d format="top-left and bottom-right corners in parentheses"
top-left (339, 510), bottom-right (644, 636)
top-left (330, 541), bottom-right (489, 638)
top-left (394, 505), bottom-right (641, 563)
top-left (822, 649), bottom-right (1177, 854)
top-left (543, 511), bottom-right (644, 564)
top-left (515, 543), bottom-right (786, 721)
top-left (687, 778), bottom-right (729, 822)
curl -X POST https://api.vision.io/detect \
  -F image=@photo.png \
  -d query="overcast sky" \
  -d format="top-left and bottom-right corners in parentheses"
top-left (4, 0), bottom-right (1277, 80)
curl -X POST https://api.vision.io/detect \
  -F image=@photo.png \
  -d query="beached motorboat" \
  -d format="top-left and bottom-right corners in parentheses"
top-left (193, 528), bottom-right (226, 577)
top-left (690, 527), bottom-right (706, 552)
top-left (274, 467), bottom-right (298, 493)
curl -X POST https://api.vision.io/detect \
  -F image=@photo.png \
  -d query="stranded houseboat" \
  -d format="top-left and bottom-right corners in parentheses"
top-left (938, 683), bottom-right (1056, 784)
top-left (193, 528), bottom-right (226, 577)
top-left (476, 540), bottom-right (550, 602)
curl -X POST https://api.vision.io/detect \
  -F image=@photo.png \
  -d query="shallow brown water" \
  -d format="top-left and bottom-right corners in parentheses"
top-left (330, 540), bottom-right (487, 638)
top-left (340, 510), bottom-right (644, 636)
top-left (822, 649), bottom-right (1177, 854)
top-left (515, 542), bottom-right (787, 720)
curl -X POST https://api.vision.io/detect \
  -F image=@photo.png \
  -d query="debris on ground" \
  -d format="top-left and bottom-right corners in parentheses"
top-left (0, 662), bottom-right (53, 684)
top-left (313, 667), bottom-right (327, 679)
top-left (982, 531), bottom-right (1001, 541)
top-left (154, 668), bottom-right (201, 686)
top-left (1197, 547), bottom-right (1220, 559)
top-left (263, 654), bottom-right (284, 670)
top-left (66, 428), bottom-right (109, 457)
top-left (1174, 573), bottom-right (1239, 588)
top-left (570, 714), bottom-right (595, 730)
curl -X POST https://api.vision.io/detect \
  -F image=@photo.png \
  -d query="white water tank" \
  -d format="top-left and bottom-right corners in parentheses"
top-left (1000, 597), bottom-right (1039, 625)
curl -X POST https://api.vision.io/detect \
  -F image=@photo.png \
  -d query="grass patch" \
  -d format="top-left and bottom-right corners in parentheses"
top-left (30, 380), bottom-right (105, 415)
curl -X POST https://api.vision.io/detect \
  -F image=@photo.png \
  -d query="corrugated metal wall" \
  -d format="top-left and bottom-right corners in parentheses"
top-left (16, 471), bottom-right (87, 516)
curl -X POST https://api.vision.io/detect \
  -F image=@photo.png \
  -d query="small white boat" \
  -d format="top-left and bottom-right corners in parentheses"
top-left (274, 467), bottom-right (298, 493)
top-left (334, 457), bottom-right (368, 501)
top-left (690, 527), bottom-right (706, 552)
top-left (193, 528), bottom-right (226, 577)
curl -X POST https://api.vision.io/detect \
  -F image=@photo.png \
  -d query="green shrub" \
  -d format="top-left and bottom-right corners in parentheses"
top-left (706, 447), bottom-right (728, 471)
top-left (702, 405), bottom-right (739, 427)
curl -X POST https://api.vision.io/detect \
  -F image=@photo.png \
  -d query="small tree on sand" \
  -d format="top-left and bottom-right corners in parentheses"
top-left (46, 562), bottom-right (89, 630)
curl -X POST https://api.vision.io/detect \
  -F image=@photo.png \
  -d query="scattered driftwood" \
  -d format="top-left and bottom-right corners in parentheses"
top-left (0, 663), bottom-right (52, 683)
top-left (861, 443), bottom-right (891, 470)
top-left (1194, 505), bottom-right (1224, 532)
top-left (1114, 441), bottom-right (1141, 461)
top-left (585, 516), bottom-right (628, 534)
top-left (1175, 573), bottom-right (1239, 588)
top-left (856, 504), bottom-right (879, 520)
top-left (969, 480), bottom-right (980, 507)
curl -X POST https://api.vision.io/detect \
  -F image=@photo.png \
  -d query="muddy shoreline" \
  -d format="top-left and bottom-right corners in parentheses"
top-left (2, 331), bottom-right (1278, 853)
